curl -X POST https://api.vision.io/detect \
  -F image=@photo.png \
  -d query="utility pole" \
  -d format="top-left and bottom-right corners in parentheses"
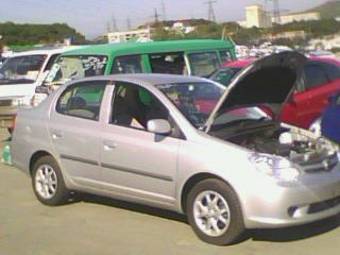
top-left (161, 0), bottom-right (167, 21)
top-left (204, 0), bottom-right (217, 22)
top-left (127, 17), bottom-right (132, 30)
top-left (112, 14), bottom-right (118, 32)
top-left (106, 21), bottom-right (112, 33)
top-left (270, 0), bottom-right (281, 24)
top-left (154, 8), bottom-right (160, 24)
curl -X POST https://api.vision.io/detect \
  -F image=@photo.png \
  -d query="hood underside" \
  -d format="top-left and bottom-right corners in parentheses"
top-left (205, 51), bottom-right (307, 131)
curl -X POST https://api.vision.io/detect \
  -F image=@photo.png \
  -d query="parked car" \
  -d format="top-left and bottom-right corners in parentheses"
top-left (0, 47), bottom-right (81, 131)
top-left (210, 56), bottom-right (340, 130)
top-left (12, 52), bottom-right (340, 245)
top-left (33, 39), bottom-right (236, 104)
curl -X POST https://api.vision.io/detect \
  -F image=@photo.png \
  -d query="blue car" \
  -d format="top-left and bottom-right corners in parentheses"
top-left (321, 93), bottom-right (340, 143)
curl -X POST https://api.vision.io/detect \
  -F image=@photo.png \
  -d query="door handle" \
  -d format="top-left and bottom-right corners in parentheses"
top-left (103, 140), bottom-right (117, 150)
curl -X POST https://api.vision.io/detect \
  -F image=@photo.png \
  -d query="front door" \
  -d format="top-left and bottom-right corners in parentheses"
top-left (100, 82), bottom-right (182, 205)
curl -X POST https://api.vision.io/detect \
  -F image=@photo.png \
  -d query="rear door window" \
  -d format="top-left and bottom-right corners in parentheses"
top-left (149, 52), bottom-right (186, 75)
top-left (56, 81), bottom-right (107, 121)
top-left (188, 52), bottom-right (220, 77)
top-left (112, 55), bottom-right (143, 74)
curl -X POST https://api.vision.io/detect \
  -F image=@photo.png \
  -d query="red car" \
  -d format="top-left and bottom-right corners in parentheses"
top-left (211, 56), bottom-right (340, 129)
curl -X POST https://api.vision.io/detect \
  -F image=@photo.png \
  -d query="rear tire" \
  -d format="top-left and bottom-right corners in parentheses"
top-left (32, 155), bottom-right (69, 206)
top-left (187, 178), bottom-right (245, 245)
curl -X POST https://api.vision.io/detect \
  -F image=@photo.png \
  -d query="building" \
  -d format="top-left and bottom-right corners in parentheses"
top-left (107, 28), bottom-right (152, 44)
top-left (171, 22), bottom-right (196, 34)
top-left (268, 30), bottom-right (307, 40)
top-left (238, 4), bottom-right (321, 28)
top-left (241, 4), bottom-right (272, 28)
top-left (276, 12), bottom-right (321, 25)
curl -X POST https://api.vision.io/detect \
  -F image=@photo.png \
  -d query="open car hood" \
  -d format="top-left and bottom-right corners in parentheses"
top-left (204, 51), bottom-right (307, 132)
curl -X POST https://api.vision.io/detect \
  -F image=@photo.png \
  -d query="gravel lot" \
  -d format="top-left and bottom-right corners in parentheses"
top-left (1, 128), bottom-right (340, 255)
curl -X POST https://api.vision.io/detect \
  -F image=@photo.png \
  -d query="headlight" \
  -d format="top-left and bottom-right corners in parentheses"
top-left (249, 153), bottom-right (300, 182)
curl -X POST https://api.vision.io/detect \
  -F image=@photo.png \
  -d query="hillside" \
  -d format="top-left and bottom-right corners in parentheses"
top-left (308, 0), bottom-right (340, 19)
top-left (0, 22), bottom-right (86, 45)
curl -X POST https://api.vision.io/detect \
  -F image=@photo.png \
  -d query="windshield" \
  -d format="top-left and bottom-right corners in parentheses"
top-left (211, 106), bottom-right (271, 131)
top-left (45, 55), bottom-right (108, 85)
top-left (0, 54), bottom-right (46, 84)
top-left (188, 52), bottom-right (220, 77)
top-left (156, 81), bottom-right (224, 128)
top-left (209, 67), bottom-right (242, 87)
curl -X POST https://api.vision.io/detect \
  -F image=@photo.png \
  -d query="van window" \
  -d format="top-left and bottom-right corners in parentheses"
top-left (44, 54), bottom-right (60, 72)
top-left (188, 52), bottom-right (220, 77)
top-left (112, 55), bottom-right (143, 74)
top-left (45, 55), bottom-right (108, 85)
top-left (219, 50), bottom-right (232, 63)
top-left (149, 52), bottom-right (186, 75)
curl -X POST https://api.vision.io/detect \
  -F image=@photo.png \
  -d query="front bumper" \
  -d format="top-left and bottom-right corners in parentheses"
top-left (242, 165), bottom-right (340, 229)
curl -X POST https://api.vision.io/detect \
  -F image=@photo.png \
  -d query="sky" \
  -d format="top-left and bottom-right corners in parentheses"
top-left (0, 0), bottom-right (328, 38)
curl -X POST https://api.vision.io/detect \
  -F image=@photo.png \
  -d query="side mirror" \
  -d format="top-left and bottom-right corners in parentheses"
top-left (147, 119), bottom-right (171, 135)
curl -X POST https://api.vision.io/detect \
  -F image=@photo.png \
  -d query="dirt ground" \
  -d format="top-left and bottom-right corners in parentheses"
top-left (0, 128), bottom-right (340, 255)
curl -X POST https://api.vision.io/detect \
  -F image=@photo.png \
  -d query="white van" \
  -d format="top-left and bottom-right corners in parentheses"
top-left (0, 47), bottom-right (80, 130)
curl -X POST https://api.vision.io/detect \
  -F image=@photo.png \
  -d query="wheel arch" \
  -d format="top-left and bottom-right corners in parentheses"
top-left (180, 172), bottom-right (239, 214)
top-left (29, 150), bottom-right (53, 176)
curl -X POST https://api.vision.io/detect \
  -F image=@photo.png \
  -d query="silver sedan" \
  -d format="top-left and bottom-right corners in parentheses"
top-left (11, 52), bottom-right (340, 245)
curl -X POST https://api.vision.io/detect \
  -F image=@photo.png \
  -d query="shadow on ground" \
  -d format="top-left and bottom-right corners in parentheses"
top-left (78, 193), bottom-right (187, 223)
top-left (250, 214), bottom-right (340, 242)
top-left (77, 193), bottom-right (340, 244)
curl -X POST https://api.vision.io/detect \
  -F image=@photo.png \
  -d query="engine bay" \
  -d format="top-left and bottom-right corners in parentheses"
top-left (211, 121), bottom-right (339, 171)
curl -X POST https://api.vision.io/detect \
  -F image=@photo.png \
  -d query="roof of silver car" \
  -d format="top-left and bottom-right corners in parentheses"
top-left (78, 73), bottom-right (207, 86)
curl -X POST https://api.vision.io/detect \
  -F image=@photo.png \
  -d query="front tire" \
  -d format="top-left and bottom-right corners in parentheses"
top-left (187, 178), bottom-right (245, 245)
top-left (32, 155), bottom-right (69, 206)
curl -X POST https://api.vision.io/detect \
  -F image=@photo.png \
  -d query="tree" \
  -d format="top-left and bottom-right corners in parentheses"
top-left (0, 22), bottom-right (86, 46)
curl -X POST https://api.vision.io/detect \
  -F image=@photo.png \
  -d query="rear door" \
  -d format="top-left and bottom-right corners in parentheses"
top-left (48, 80), bottom-right (107, 183)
